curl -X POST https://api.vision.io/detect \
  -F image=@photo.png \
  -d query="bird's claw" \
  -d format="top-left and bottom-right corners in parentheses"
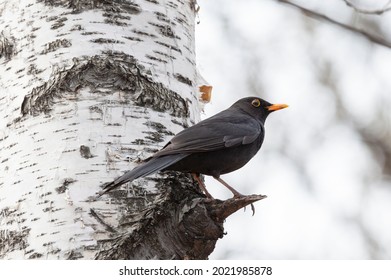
top-left (250, 203), bottom-right (255, 216)
top-left (243, 203), bottom-right (256, 216)
top-left (232, 194), bottom-right (256, 216)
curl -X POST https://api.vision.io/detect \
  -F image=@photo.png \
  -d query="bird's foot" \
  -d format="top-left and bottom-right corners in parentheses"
top-left (192, 173), bottom-right (214, 199)
top-left (205, 194), bottom-right (267, 221)
top-left (213, 177), bottom-right (257, 215)
top-left (246, 203), bottom-right (256, 216)
top-left (232, 194), bottom-right (256, 216)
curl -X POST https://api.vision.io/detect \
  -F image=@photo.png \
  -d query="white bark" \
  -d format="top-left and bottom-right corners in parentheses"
top-left (0, 0), bottom-right (205, 259)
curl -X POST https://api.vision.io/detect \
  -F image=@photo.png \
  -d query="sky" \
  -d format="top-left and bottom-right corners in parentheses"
top-left (195, 0), bottom-right (391, 259)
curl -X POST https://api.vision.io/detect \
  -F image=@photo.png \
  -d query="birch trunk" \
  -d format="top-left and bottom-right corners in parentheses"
top-left (0, 0), bottom-right (262, 259)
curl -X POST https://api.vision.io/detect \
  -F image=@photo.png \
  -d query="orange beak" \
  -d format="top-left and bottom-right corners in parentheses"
top-left (266, 104), bottom-right (289, 111)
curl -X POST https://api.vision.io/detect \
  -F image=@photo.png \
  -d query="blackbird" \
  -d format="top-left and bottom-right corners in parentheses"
top-left (99, 97), bottom-right (288, 198)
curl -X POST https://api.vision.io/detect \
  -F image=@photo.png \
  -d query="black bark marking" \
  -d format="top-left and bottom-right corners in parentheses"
top-left (175, 16), bottom-right (185, 25)
top-left (0, 228), bottom-right (30, 258)
top-left (27, 64), bottom-right (44, 75)
top-left (144, 131), bottom-right (165, 143)
top-left (132, 138), bottom-right (147, 145)
top-left (155, 41), bottom-right (182, 53)
top-left (81, 31), bottom-right (104, 36)
top-left (132, 29), bottom-right (157, 38)
top-left (70, 24), bottom-right (83, 31)
top-left (123, 36), bottom-right (143, 42)
top-left (174, 73), bottom-right (193, 86)
top-left (145, 121), bottom-right (174, 135)
top-left (143, 121), bottom-right (174, 143)
top-left (89, 105), bottom-right (103, 114)
top-left (153, 50), bottom-right (175, 60)
top-left (103, 13), bottom-right (130, 26)
top-left (46, 15), bottom-right (68, 30)
top-left (90, 38), bottom-right (124, 44)
top-left (171, 118), bottom-right (189, 128)
top-left (80, 145), bottom-right (94, 158)
top-left (149, 22), bottom-right (178, 38)
top-left (56, 178), bottom-right (77, 194)
top-left (28, 252), bottom-right (44, 259)
top-left (0, 33), bottom-right (15, 60)
top-left (145, 54), bottom-right (168, 64)
top-left (41, 39), bottom-right (71, 54)
top-left (15, 68), bottom-right (25, 74)
top-left (153, 11), bottom-right (171, 23)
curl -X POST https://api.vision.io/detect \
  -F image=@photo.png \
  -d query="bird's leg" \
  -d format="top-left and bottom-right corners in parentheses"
top-left (192, 173), bottom-right (214, 199)
top-left (213, 177), bottom-right (244, 198)
top-left (214, 176), bottom-right (255, 215)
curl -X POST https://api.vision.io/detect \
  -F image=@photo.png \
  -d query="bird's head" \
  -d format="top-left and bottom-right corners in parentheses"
top-left (232, 97), bottom-right (288, 123)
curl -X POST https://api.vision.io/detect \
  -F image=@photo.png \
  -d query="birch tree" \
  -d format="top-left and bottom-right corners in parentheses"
top-left (0, 0), bottom-right (261, 259)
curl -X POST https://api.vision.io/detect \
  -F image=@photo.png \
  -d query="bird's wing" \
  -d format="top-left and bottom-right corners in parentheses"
top-left (154, 111), bottom-right (263, 157)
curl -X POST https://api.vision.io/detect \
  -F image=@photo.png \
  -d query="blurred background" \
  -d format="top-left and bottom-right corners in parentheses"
top-left (195, 0), bottom-right (391, 259)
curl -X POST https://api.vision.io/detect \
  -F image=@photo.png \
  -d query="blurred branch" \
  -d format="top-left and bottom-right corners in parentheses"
top-left (343, 0), bottom-right (391, 15)
top-left (317, 60), bottom-right (391, 179)
top-left (276, 0), bottom-right (391, 49)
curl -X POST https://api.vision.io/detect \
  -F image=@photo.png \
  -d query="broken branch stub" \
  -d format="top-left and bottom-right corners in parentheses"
top-left (95, 174), bottom-right (266, 260)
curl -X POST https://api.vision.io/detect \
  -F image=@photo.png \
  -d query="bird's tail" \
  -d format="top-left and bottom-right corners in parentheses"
top-left (98, 154), bottom-right (187, 196)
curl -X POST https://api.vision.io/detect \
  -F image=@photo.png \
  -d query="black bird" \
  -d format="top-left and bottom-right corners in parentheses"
top-left (99, 97), bottom-right (288, 198)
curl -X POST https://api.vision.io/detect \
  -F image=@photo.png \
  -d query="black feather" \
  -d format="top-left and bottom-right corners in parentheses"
top-left (98, 153), bottom-right (188, 196)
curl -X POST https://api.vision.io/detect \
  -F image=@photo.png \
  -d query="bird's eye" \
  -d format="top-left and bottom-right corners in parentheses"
top-left (251, 99), bottom-right (261, 107)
